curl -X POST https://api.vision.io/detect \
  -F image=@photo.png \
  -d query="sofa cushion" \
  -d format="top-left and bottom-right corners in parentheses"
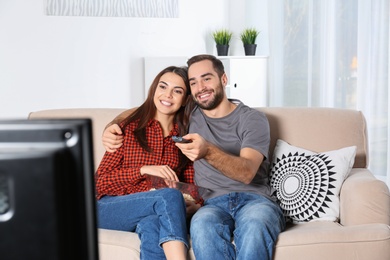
top-left (270, 139), bottom-right (356, 222)
top-left (274, 221), bottom-right (390, 260)
top-left (98, 229), bottom-right (141, 260)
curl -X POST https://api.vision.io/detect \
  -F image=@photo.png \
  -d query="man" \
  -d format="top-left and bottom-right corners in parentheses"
top-left (103, 54), bottom-right (285, 260)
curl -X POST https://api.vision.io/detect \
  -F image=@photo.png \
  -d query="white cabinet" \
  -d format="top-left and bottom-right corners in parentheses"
top-left (219, 56), bottom-right (268, 107)
top-left (144, 56), bottom-right (268, 107)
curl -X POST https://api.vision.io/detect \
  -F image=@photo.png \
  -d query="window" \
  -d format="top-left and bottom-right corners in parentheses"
top-left (268, 0), bottom-right (389, 186)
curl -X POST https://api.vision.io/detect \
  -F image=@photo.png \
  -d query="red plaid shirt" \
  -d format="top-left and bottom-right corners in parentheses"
top-left (95, 119), bottom-right (195, 199)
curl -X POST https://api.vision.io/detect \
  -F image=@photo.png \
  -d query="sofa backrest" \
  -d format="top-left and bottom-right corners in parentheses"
top-left (257, 107), bottom-right (368, 168)
top-left (29, 107), bottom-right (368, 171)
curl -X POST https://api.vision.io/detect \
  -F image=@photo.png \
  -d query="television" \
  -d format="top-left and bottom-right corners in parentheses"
top-left (0, 119), bottom-right (99, 260)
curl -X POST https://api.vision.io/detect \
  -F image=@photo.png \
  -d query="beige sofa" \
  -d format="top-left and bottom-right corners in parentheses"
top-left (29, 107), bottom-right (390, 260)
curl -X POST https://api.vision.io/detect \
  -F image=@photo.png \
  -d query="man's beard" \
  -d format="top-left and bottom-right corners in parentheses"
top-left (193, 83), bottom-right (224, 110)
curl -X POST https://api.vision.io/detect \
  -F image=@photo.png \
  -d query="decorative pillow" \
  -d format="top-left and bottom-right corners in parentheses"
top-left (270, 139), bottom-right (356, 223)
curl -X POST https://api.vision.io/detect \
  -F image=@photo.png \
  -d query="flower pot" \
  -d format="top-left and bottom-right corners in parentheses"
top-left (244, 44), bottom-right (257, 56)
top-left (216, 44), bottom-right (229, 56)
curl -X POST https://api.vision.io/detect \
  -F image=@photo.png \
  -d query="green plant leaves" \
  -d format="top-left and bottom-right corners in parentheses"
top-left (212, 29), bottom-right (233, 45)
top-left (240, 28), bottom-right (260, 45)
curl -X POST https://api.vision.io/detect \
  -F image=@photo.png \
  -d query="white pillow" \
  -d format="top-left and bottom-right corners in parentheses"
top-left (270, 139), bottom-right (356, 223)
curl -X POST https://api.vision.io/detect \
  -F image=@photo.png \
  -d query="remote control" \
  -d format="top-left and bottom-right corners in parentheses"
top-left (172, 136), bottom-right (192, 143)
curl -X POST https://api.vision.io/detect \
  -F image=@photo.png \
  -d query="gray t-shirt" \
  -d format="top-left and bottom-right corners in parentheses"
top-left (190, 99), bottom-right (276, 201)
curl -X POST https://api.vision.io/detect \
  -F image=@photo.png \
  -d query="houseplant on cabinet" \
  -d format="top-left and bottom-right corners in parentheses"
top-left (212, 29), bottom-right (233, 56)
top-left (240, 28), bottom-right (260, 56)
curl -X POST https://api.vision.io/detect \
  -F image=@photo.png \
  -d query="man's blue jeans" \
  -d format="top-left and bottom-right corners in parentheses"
top-left (97, 188), bottom-right (189, 260)
top-left (190, 192), bottom-right (285, 260)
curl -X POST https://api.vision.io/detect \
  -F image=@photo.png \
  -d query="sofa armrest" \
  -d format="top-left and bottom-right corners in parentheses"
top-left (28, 108), bottom-right (126, 171)
top-left (340, 168), bottom-right (390, 226)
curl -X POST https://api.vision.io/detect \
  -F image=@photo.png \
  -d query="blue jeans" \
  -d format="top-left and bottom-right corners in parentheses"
top-left (97, 188), bottom-right (189, 260)
top-left (190, 192), bottom-right (285, 260)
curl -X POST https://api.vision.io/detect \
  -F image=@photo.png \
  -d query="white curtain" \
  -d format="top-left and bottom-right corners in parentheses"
top-left (267, 0), bottom-right (390, 187)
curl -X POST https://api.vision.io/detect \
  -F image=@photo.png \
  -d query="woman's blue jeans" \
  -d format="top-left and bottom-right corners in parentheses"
top-left (97, 188), bottom-right (189, 260)
top-left (190, 192), bottom-right (285, 260)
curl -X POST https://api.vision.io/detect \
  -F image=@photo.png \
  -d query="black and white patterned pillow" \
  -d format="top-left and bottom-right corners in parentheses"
top-left (270, 139), bottom-right (356, 223)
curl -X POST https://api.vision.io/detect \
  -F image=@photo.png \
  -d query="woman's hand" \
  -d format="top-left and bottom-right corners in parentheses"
top-left (140, 165), bottom-right (179, 182)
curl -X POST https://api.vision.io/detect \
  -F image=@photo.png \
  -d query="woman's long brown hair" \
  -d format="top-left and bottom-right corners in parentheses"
top-left (121, 66), bottom-right (194, 172)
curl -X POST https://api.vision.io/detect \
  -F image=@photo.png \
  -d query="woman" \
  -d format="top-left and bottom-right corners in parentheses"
top-left (95, 66), bottom-right (199, 260)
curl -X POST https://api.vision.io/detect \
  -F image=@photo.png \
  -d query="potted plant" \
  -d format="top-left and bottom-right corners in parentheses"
top-left (212, 29), bottom-right (233, 56)
top-left (240, 28), bottom-right (260, 56)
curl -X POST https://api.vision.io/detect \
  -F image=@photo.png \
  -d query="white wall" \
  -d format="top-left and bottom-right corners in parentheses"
top-left (0, 0), bottom-right (268, 119)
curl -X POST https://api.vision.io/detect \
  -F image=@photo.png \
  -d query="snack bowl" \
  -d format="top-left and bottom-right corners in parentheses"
top-left (146, 175), bottom-right (208, 202)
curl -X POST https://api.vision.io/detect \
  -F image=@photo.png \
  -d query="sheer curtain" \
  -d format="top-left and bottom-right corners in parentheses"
top-left (267, 0), bottom-right (390, 187)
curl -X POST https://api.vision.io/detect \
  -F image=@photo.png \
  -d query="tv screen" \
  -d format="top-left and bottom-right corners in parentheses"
top-left (0, 119), bottom-right (99, 260)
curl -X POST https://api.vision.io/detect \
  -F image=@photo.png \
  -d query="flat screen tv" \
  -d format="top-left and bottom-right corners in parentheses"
top-left (0, 119), bottom-right (99, 260)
